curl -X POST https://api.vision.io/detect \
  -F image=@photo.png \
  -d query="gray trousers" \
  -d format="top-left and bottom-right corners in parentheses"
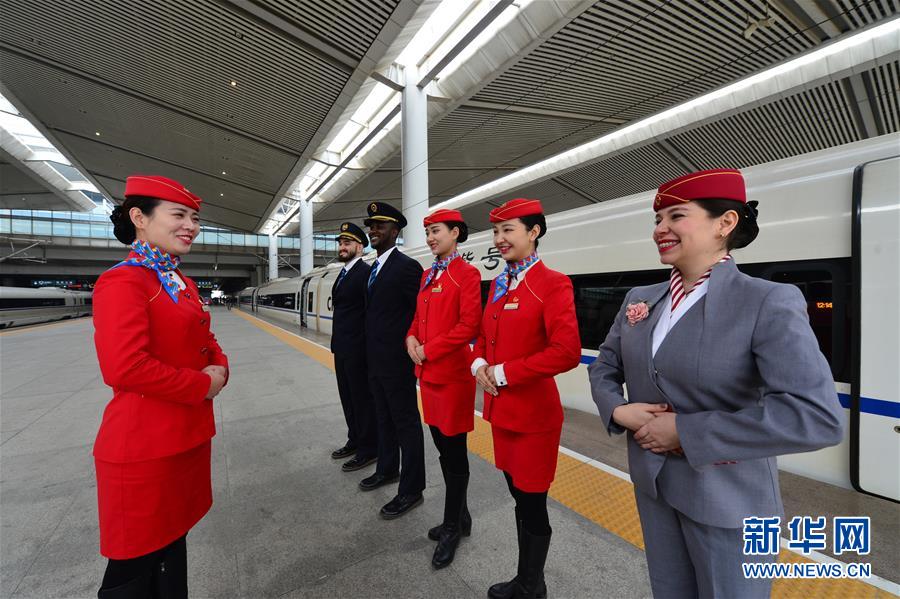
top-left (635, 489), bottom-right (775, 599)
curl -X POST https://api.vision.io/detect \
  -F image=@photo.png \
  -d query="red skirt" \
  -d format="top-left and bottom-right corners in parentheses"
top-left (421, 379), bottom-right (475, 436)
top-left (95, 441), bottom-right (212, 559)
top-left (492, 425), bottom-right (561, 493)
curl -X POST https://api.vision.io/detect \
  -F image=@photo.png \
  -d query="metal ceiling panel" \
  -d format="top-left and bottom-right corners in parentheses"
top-left (867, 60), bottom-right (900, 134)
top-left (425, 107), bottom-right (611, 172)
top-left (0, 51), bottom-right (298, 195)
top-left (838, 0), bottom-right (900, 28)
top-left (668, 79), bottom-right (862, 170)
top-left (0, 161), bottom-right (75, 211)
top-left (0, 0), bottom-right (352, 152)
top-left (57, 132), bottom-right (272, 231)
top-left (473, 0), bottom-right (829, 122)
top-left (557, 143), bottom-right (687, 203)
top-left (504, 178), bottom-right (596, 213)
top-left (258, 0), bottom-right (402, 61)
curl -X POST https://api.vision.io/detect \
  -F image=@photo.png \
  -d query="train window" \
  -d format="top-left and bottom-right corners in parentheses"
top-left (276, 293), bottom-right (295, 310)
top-left (747, 259), bottom-right (851, 383)
top-left (0, 298), bottom-right (66, 308)
top-left (307, 292), bottom-right (314, 312)
top-left (257, 293), bottom-right (295, 309)
top-left (571, 269), bottom-right (669, 349)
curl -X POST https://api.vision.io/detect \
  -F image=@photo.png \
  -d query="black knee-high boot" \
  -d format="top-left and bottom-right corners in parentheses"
top-left (98, 574), bottom-right (153, 599)
top-left (152, 537), bottom-right (188, 599)
top-left (432, 471), bottom-right (469, 568)
top-left (428, 457), bottom-right (472, 541)
top-left (487, 513), bottom-right (548, 599)
top-left (516, 528), bottom-right (551, 599)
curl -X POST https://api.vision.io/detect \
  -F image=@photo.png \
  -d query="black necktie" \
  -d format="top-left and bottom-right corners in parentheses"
top-left (335, 266), bottom-right (348, 288)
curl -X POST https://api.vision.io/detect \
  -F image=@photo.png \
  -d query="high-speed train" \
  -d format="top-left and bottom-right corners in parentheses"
top-left (239, 134), bottom-right (899, 503)
top-left (0, 286), bottom-right (93, 329)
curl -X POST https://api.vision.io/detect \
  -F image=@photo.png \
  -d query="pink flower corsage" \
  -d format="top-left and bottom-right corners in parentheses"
top-left (625, 301), bottom-right (651, 326)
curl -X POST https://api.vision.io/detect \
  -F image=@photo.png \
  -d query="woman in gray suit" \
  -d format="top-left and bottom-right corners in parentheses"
top-left (588, 168), bottom-right (844, 599)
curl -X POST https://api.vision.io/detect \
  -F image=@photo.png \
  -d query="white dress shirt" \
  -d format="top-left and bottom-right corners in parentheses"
top-left (651, 276), bottom-right (710, 357)
top-left (370, 246), bottom-right (397, 282)
top-left (342, 256), bottom-right (362, 272)
top-left (470, 259), bottom-right (541, 387)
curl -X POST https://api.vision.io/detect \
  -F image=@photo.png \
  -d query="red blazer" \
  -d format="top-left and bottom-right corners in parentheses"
top-left (473, 260), bottom-right (581, 432)
top-left (407, 257), bottom-right (482, 384)
top-left (92, 258), bottom-right (228, 463)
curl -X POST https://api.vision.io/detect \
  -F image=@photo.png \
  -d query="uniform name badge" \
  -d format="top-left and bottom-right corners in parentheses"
top-left (504, 298), bottom-right (519, 310)
top-left (432, 284), bottom-right (443, 293)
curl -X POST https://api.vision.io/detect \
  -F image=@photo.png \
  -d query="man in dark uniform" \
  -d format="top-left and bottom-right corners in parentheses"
top-left (358, 202), bottom-right (426, 519)
top-left (329, 222), bottom-right (378, 472)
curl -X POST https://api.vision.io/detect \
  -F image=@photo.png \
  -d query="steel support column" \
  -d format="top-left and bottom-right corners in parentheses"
top-left (299, 197), bottom-right (314, 275)
top-left (268, 234), bottom-right (278, 281)
top-left (401, 65), bottom-right (428, 249)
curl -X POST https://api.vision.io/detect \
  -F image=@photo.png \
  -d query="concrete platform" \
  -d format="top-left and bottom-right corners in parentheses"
top-left (1, 310), bottom-right (897, 598)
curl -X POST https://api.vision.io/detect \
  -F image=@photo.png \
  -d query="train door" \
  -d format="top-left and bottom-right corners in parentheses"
top-left (319, 270), bottom-right (337, 336)
top-left (300, 277), bottom-right (310, 328)
top-left (851, 156), bottom-right (900, 502)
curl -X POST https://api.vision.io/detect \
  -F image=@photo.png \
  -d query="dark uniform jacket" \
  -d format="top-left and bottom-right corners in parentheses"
top-left (330, 259), bottom-right (369, 356)
top-left (365, 248), bottom-right (423, 377)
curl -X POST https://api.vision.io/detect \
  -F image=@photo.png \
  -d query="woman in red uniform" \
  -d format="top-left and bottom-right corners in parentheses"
top-left (471, 198), bottom-right (581, 599)
top-left (92, 175), bottom-right (229, 598)
top-left (405, 208), bottom-right (482, 569)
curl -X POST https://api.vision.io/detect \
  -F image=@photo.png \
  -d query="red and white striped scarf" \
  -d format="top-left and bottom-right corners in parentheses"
top-left (669, 255), bottom-right (731, 312)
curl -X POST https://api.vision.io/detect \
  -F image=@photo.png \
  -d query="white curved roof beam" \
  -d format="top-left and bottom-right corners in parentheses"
top-left (262, 0), bottom-right (597, 234)
top-left (432, 18), bottom-right (900, 213)
top-left (0, 119), bottom-right (96, 212)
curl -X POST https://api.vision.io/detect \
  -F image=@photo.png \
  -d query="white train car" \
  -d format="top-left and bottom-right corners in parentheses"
top-left (237, 286), bottom-right (257, 311)
top-left (0, 286), bottom-right (92, 329)
top-left (243, 134), bottom-right (900, 501)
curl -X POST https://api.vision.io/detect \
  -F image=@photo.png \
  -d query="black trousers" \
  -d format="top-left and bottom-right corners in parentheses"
top-left (370, 372), bottom-right (425, 496)
top-left (334, 352), bottom-right (377, 459)
top-left (429, 425), bottom-right (469, 476)
top-left (504, 472), bottom-right (551, 536)
top-left (99, 535), bottom-right (186, 598)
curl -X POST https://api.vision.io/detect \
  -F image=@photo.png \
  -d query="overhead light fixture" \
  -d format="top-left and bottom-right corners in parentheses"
top-left (230, 80), bottom-right (237, 87)
top-left (219, 193), bottom-right (224, 197)
top-left (95, 131), bottom-right (100, 136)
top-left (743, 3), bottom-right (775, 40)
top-left (221, 170), bottom-right (227, 175)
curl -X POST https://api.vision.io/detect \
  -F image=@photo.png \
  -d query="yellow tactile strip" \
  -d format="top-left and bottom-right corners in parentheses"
top-left (235, 310), bottom-right (896, 599)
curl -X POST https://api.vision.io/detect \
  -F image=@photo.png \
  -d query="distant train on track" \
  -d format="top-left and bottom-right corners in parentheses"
top-left (238, 134), bottom-right (900, 503)
top-left (0, 286), bottom-right (92, 329)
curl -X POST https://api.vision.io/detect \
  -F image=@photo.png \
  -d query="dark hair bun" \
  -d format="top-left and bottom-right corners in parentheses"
top-left (110, 205), bottom-right (137, 245)
top-left (447, 221), bottom-right (469, 244)
top-left (731, 201), bottom-right (759, 249)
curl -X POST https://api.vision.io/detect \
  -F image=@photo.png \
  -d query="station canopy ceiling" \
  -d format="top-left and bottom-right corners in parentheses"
top-left (1, 0), bottom-right (898, 234)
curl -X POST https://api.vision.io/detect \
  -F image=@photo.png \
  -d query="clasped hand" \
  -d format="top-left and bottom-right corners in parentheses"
top-left (612, 403), bottom-right (681, 454)
top-left (475, 365), bottom-right (499, 396)
top-left (405, 336), bottom-right (427, 365)
top-left (203, 365), bottom-right (227, 399)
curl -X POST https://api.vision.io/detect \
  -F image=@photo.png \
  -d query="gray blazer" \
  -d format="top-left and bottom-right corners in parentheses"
top-left (588, 259), bottom-right (843, 528)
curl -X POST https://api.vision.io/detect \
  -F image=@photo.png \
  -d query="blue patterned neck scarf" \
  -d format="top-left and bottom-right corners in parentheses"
top-left (113, 240), bottom-right (182, 303)
top-left (492, 252), bottom-right (538, 303)
top-left (422, 250), bottom-right (459, 290)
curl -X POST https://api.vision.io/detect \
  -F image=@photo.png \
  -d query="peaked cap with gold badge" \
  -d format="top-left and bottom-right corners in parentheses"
top-left (335, 222), bottom-right (369, 248)
top-left (363, 201), bottom-right (407, 229)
